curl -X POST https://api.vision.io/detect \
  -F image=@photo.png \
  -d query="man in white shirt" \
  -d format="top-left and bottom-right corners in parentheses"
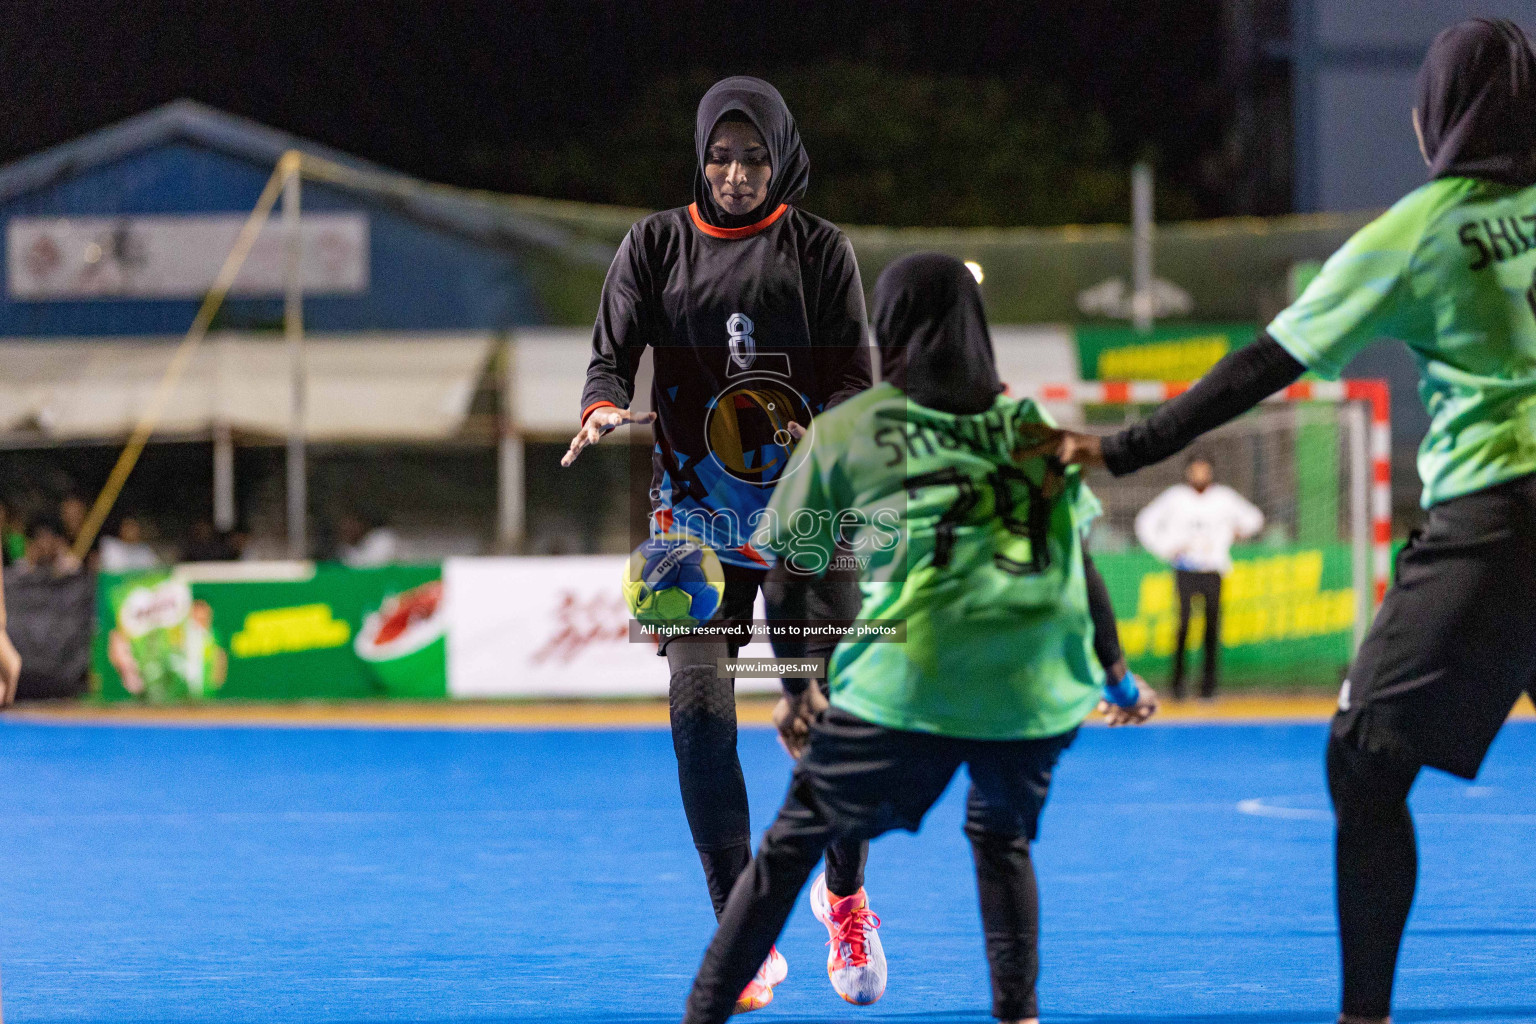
top-left (100, 516), bottom-right (161, 573)
top-left (337, 511), bottom-right (400, 568)
top-left (1134, 457), bottom-right (1264, 700)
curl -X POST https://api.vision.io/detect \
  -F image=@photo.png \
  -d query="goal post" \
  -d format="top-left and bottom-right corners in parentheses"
top-left (1028, 378), bottom-right (1391, 688)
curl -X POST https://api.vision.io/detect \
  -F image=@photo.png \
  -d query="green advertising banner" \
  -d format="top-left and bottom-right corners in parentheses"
top-left (1094, 544), bottom-right (1358, 687)
top-left (1075, 323), bottom-right (1257, 381)
top-left (95, 565), bottom-right (447, 701)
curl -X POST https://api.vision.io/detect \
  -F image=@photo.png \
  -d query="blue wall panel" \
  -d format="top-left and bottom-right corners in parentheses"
top-left (0, 142), bottom-right (540, 336)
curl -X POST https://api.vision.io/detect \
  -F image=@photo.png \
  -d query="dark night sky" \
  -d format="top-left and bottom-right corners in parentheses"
top-left (0, 1), bottom-right (1232, 219)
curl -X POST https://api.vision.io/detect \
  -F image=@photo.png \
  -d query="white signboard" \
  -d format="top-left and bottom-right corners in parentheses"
top-left (7, 213), bottom-right (368, 299)
top-left (444, 556), bottom-right (773, 698)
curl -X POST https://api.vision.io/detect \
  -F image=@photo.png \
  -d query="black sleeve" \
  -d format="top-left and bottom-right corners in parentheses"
top-left (1100, 333), bottom-right (1306, 476)
top-left (814, 232), bottom-right (873, 410)
top-left (1082, 549), bottom-right (1124, 675)
top-left (579, 227), bottom-right (653, 422)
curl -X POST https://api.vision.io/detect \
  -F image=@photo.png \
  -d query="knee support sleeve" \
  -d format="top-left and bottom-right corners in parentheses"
top-left (670, 665), bottom-right (750, 851)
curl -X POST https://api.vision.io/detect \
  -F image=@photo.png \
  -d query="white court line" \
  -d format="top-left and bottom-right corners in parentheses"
top-left (1236, 798), bottom-right (1330, 821)
top-left (1237, 797), bottom-right (1536, 823)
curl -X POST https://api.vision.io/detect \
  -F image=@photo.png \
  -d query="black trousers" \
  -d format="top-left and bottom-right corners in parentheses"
top-left (665, 565), bottom-right (869, 918)
top-left (1172, 569), bottom-right (1222, 698)
top-left (1327, 472), bottom-right (1536, 1019)
top-left (682, 708), bottom-right (1077, 1024)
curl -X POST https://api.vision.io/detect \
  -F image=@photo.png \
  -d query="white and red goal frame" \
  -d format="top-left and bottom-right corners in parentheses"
top-left (1030, 378), bottom-right (1392, 642)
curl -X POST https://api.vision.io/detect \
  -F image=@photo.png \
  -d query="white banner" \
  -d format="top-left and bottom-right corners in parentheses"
top-left (7, 213), bottom-right (368, 299)
top-left (443, 556), bottom-right (773, 698)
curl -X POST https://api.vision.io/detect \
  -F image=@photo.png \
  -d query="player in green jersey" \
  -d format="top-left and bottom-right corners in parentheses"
top-left (680, 254), bottom-right (1157, 1024)
top-left (1027, 20), bottom-right (1536, 1024)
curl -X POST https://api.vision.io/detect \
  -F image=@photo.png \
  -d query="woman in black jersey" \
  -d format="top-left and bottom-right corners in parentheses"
top-left (562, 77), bottom-right (883, 1010)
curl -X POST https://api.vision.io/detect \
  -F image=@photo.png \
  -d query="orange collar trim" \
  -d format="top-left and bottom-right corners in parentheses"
top-left (688, 202), bottom-right (789, 239)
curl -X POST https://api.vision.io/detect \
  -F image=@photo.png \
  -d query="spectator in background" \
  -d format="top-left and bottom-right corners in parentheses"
top-left (7, 515), bottom-right (93, 700)
top-left (182, 520), bottom-right (238, 562)
top-left (58, 494), bottom-right (99, 570)
top-left (1134, 456), bottom-right (1264, 701)
top-left (100, 515), bottom-right (160, 573)
top-left (336, 509), bottom-right (399, 567)
top-left (0, 498), bottom-right (25, 567)
top-left (15, 517), bottom-right (83, 579)
top-left (58, 494), bottom-right (87, 542)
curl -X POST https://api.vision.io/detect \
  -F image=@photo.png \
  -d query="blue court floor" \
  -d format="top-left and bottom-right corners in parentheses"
top-left (0, 717), bottom-right (1531, 1024)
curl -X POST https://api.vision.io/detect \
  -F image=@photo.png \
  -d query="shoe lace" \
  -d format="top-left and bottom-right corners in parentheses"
top-left (828, 904), bottom-right (881, 968)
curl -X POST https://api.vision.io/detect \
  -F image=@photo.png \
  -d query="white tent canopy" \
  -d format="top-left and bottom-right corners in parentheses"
top-left (0, 333), bottom-right (495, 442)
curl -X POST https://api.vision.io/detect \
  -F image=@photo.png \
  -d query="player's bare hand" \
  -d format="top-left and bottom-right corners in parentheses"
top-left (773, 684), bottom-right (828, 759)
top-left (1014, 424), bottom-right (1106, 468)
top-left (785, 421), bottom-right (806, 441)
top-left (1099, 681), bottom-right (1158, 727)
top-left (0, 630), bottom-right (21, 707)
top-left (560, 407), bottom-right (657, 467)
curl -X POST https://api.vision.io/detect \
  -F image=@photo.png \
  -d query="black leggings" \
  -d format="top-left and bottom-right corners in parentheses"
top-left (1326, 735), bottom-right (1421, 1020)
top-left (683, 709), bottom-right (1075, 1024)
top-left (666, 569), bottom-right (868, 917)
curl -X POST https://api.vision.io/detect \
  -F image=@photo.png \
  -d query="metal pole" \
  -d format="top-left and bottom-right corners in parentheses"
top-left (212, 334), bottom-right (235, 533)
top-left (1131, 161), bottom-right (1155, 333)
top-left (497, 334), bottom-right (526, 552)
top-left (282, 154), bottom-right (307, 559)
top-left (1347, 400), bottom-right (1370, 651)
top-left (213, 422), bottom-right (235, 532)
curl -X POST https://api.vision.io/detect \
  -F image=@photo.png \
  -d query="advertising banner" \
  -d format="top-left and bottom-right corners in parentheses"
top-left (96, 564), bottom-right (445, 700)
top-left (94, 550), bottom-right (1358, 701)
top-left (443, 556), bottom-right (775, 698)
top-left (1075, 323), bottom-right (1257, 381)
top-left (1096, 544), bottom-right (1358, 686)
top-left (8, 213), bottom-right (368, 299)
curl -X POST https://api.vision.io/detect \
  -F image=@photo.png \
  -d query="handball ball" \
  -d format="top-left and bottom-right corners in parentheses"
top-left (623, 533), bottom-right (726, 626)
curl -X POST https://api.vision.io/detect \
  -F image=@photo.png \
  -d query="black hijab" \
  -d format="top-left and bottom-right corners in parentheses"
top-left (1417, 18), bottom-right (1536, 186)
top-left (692, 76), bottom-right (811, 229)
top-left (873, 253), bottom-right (1004, 415)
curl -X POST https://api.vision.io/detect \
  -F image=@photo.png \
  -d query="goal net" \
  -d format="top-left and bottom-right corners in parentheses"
top-left (1029, 380), bottom-right (1390, 690)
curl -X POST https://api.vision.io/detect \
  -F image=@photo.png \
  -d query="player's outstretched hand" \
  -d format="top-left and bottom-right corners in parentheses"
top-left (0, 629), bottom-right (21, 708)
top-left (560, 406), bottom-right (657, 467)
top-left (1099, 680), bottom-right (1158, 727)
top-left (1014, 424), bottom-right (1106, 468)
top-left (773, 684), bottom-right (828, 759)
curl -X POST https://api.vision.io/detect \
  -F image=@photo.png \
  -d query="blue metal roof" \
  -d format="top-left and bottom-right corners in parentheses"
top-left (0, 100), bottom-right (610, 336)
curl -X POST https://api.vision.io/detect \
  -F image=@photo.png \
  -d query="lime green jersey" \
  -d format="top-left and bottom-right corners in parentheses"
top-left (1269, 176), bottom-right (1536, 507)
top-left (755, 383), bottom-right (1104, 741)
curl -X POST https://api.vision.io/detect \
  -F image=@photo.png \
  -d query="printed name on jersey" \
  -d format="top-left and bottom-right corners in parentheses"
top-left (872, 408), bottom-right (1019, 467)
top-left (1458, 215), bottom-right (1536, 270)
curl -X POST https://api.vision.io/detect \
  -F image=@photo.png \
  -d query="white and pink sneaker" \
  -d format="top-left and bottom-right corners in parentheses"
top-left (809, 873), bottom-right (886, 1005)
top-left (733, 945), bottom-right (788, 1014)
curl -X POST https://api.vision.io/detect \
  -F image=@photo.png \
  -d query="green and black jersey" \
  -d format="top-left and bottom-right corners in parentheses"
top-left (1270, 176), bottom-right (1536, 506)
top-left (755, 383), bottom-right (1103, 741)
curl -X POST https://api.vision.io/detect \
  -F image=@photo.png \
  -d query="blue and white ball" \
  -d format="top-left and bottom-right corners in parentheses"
top-left (622, 533), bottom-right (726, 627)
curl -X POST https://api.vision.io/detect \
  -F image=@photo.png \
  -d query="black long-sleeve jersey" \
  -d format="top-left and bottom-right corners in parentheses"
top-left (580, 202), bottom-right (873, 568)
